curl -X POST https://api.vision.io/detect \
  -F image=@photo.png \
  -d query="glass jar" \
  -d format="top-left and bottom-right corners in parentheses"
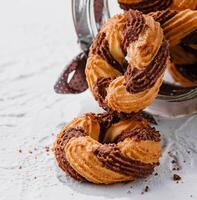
top-left (72, 0), bottom-right (197, 118)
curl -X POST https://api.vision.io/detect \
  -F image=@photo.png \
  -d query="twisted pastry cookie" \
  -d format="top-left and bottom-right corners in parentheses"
top-left (118, 0), bottom-right (197, 13)
top-left (86, 10), bottom-right (169, 113)
top-left (151, 9), bottom-right (197, 87)
top-left (54, 112), bottom-right (161, 184)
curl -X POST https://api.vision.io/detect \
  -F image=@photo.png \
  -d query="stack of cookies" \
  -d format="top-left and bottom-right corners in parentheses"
top-left (54, 1), bottom-right (197, 184)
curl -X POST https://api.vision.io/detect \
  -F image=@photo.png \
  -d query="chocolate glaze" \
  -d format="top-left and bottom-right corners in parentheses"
top-left (122, 10), bottom-right (146, 53)
top-left (94, 144), bottom-right (157, 178)
top-left (138, 111), bottom-right (157, 125)
top-left (54, 127), bottom-right (87, 181)
top-left (115, 127), bottom-right (160, 143)
top-left (93, 77), bottom-right (113, 110)
top-left (90, 32), bottom-right (124, 73)
top-left (125, 41), bottom-right (169, 93)
top-left (119, 0), bottom-right (172, 14)
top-left (175, 64), bottom-right (197, 82)
top-left (151, 9), bottom-right (177, 25)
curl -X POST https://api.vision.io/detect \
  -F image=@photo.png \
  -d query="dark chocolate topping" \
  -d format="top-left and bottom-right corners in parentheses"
top-left (54, 51), bottom-right (88, 94)
top-left (138, 111), bottom-right (157, 125)
top-left (96, 112), bottom-right (114, 142)
top-left (125, 40), bottom-right (169, 93)
top-left (175, 63), bottom-right (197, 82)
top-left (54, 127), bottom-right (87, 181)
top-left (122, 10), bottom-right (146, 53)
top-left (90, 32), bottom-right (124, 73)
top-left (95, 111), bottom-right (156, 143)
top-left (94, 144), bottom-right (157, 178)
top-left (119, 0), bottom-right (172, 14)
top-left (151, 9), bottom-right (177, 25)
top-left (93, 77), bottom-right (113, 110)
top-left (96, 111), bottom-right (137, 142)
top-left (115, 127), bottom-right (160, 143)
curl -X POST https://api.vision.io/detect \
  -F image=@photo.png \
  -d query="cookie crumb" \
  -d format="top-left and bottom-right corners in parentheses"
top-left (45, 146), bottom-right (50, 152)
top-left (145, 186), bottom-right (149, 192)
top-left (172, 167), bottom-right (180, 171)
top-left (141, 186), bottom-right (150, 194)
top-left (173, 174), bottom-right (181, 181)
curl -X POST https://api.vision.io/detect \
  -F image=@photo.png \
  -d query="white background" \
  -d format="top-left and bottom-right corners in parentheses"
top-left (0, 0), bottom-right (197, 200)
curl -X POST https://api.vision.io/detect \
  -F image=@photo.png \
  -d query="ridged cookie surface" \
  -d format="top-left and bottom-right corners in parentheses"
top-left (118, 0), bottom-right (197, 13)
top-left (54, 112), bottom-right (161, 184)
top-left (151, 9), bottom-right (197, 87)
top-left (86, 10), bottom-right (169, 113)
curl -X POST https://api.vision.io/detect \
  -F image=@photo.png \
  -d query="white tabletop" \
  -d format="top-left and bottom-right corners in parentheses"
top-left (1, 1), bottom-right (197, 200)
